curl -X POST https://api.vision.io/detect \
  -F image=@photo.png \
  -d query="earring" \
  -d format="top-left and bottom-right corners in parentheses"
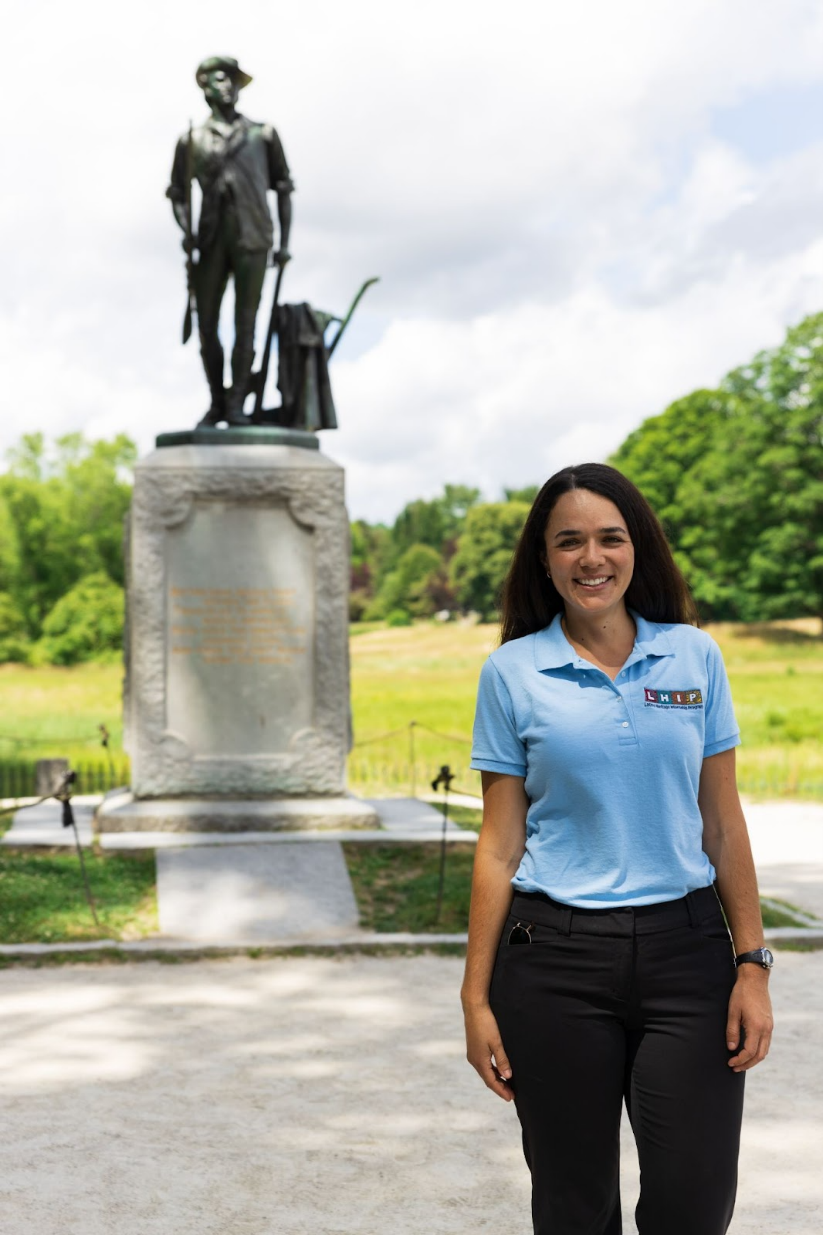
top-left (545, 571), bottom-right (551, 580)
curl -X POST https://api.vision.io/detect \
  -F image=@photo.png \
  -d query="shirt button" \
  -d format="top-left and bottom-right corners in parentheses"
top-left (622, 721), bottom-right (630, 728)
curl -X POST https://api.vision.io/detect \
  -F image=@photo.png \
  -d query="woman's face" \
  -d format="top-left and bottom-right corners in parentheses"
top-left (543, 489), bottom-right (635, 621)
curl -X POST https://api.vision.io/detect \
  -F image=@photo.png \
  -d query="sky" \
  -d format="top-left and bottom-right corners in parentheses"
top-left (4, 0), bottom-right (823, 523)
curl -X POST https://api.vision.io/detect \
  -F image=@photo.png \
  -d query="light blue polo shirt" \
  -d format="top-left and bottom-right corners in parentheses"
top-left (471, 613), bottom-right (740, 908)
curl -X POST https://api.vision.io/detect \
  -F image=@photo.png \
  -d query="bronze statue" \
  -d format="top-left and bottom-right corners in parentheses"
top-left (167, 56), bottom-right (293, 426)
top-left (168, 57), bottom-right (378, 435)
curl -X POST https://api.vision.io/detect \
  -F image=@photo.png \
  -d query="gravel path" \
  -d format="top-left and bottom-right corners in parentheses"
top-left (0, 952), bottom-right (821, 1234)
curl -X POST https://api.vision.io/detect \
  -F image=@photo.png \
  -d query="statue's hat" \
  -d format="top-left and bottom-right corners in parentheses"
top-left (195, 56), bottom-right (253, 90)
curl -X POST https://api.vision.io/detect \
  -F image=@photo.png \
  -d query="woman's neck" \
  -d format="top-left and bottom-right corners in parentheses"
top-left (561, 605), bottom-right (636, 668)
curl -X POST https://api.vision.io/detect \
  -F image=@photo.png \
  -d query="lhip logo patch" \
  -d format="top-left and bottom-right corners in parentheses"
top-left (644, 688), bottom-right (703, 707)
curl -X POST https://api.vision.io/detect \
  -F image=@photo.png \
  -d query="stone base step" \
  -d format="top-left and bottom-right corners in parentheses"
top-left (95, 790), bottom-right (381, 833)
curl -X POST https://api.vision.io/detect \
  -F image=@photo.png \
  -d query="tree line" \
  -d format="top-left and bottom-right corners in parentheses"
top-left (0, 311), bottom-right (820, 663)
top-left (354, 311), bottom-right (823, 627)
top-left (0, 433), bottom-right (135, 663)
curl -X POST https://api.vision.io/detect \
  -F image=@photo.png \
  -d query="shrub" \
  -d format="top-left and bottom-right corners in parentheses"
top-left (36, 573), bottom-right (124, 665)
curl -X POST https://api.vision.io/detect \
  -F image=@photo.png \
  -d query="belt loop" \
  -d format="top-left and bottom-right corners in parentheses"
top-left (558, 907), bottom-right (572, 936)
top-left (685, 890), bottom-right (699, 929)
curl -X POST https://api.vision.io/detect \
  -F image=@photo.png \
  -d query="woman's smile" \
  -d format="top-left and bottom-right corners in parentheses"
top-left (544, 489), bottom-right (635, 618)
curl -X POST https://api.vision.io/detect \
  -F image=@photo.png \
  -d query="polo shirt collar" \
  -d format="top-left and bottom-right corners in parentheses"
top-left (534, 610), bottom-right (675, 671)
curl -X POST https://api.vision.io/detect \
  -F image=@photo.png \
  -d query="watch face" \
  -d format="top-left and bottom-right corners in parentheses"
top-left (761, 948), bottom-right (774, 968)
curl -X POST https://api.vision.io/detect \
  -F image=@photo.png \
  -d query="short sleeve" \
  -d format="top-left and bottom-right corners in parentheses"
top-left (703, 637), bottom-right (740, 758)
top-left (470, 658), bottom-right (527, 777)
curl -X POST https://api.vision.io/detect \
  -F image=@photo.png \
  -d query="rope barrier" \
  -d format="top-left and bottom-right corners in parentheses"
top-left (351, 726), bottom-right (410, 748)
top-left (0, 789), bottom-right (59, 820)
top-left (414, 722), bottom-right (472, 746)
top-left (352, 720), bottom-right (472, 749)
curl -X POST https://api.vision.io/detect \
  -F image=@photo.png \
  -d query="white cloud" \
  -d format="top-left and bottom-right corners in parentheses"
top-left (3, 0), bottom-right (822, 520)
top-left (333, 236), bottom-right (823, 520)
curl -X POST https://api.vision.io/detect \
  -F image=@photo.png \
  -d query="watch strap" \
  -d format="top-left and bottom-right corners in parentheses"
top-left (734, 948), bottom-right (773, 969)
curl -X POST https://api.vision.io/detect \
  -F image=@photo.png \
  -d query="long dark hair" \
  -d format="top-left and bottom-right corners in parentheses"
top-left (500, 463), bottom-right (698, 643)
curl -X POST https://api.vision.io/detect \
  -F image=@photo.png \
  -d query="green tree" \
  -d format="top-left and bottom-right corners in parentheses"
top-left (0, 491), bottom-right (21, 594)
top-left (35, 572), bottom-right (125, 665)
top-left (677, 314), bottom-right (823, 621)
top-left (0, 592), bottom-right (29, 662)
top-left (57, 434), bottom-right (137, 586)
top-left (368, 543), bottom-right (443, 619)
top-left (391, 499), bottom-right (447, 558)
top-left (504, 484), bottom-right (540, 505)
top-left (450, 501), bottom-right (530, 619)
top-left (609, 390), bottom-right (732, 539)
top-left (608, 312), bottom-right (823, 623)
top-left (390, 484), bottom-right (481, 562)
top-left (0, 432), bottom-right (136, 635)
top-left (352, 484), bottom-right (481, 617)
top-left (5, 432), bottom-right (47, 481)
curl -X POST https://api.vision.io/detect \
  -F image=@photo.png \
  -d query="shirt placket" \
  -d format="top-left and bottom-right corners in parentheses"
top-left (572, 658), bottom-right (639, 747)
top-left (614, 653), bottom-right (647, 746)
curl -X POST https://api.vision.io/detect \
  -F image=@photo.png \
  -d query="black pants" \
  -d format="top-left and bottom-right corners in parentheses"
top-left (490, 884), bottom-right (745, 1235)
top-left (196, 210), bottom-right (268, 408)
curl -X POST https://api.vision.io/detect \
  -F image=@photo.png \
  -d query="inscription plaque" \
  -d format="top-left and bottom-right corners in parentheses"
top-left (166, 502), bottom-right (314, 756)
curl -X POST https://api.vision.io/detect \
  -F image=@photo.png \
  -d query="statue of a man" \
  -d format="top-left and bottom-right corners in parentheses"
top-left (167, 56), bottom-right (293, 425)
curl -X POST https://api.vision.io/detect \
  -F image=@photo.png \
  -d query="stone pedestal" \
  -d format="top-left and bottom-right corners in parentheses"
top-left (97, 440), bottom-right (378, 833)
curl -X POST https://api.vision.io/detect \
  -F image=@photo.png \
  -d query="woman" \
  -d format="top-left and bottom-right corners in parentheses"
top-left (461, 463), bottom-right (773, 1235)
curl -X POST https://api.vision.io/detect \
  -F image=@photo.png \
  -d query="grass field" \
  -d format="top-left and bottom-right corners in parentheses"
top-left (0, 662), bottom-right (124, 766)
top-left (0, 851), bottom-right (156, 943)
top-left (1, 619), bottom-right (819, 948)
top-left (0, 840), bottom-right (810, 944)
top-left (0, 617), bottom-right (821, 799)
top-left (348, 618), bottom-right (823, 799)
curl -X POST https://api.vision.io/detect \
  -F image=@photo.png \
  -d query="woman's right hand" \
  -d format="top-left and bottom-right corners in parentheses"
top-left (464, 1002), bottom-right (513, 1101)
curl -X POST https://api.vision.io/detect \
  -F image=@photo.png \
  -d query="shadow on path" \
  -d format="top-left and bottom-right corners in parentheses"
top-left (0, 954), bottom-right (820, 1234)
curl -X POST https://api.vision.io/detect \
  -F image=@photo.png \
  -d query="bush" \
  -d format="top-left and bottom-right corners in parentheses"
top-left (386, 608), bottom-right (412, 627)
top-left (36, 573), bottom-right (124, 665)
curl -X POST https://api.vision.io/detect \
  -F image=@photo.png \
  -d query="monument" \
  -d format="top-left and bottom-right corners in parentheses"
top-left (97, 55), bottom-right (378, 835)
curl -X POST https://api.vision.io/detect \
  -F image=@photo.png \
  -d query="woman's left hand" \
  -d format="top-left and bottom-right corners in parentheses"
top-left (726, 971), bottom-right (773, 1072)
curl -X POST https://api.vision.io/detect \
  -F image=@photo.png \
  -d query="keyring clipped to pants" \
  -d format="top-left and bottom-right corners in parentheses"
top-left (508, 921), bottom-right (533, 945)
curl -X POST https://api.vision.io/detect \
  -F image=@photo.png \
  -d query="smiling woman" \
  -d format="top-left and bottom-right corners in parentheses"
top-left (461, 462), bottom-right (773, 1235)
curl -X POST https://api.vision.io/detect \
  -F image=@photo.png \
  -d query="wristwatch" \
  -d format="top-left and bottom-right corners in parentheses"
top-left (734, 947), bottom-right (774, 970)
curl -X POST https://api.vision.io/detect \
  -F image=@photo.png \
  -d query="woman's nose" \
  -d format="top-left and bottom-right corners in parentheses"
top-left (580, 540), bottom-right (604, 565)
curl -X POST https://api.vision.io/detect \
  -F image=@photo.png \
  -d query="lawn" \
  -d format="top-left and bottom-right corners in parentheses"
top-left (0, 662), bottom-right (124, 770)
top-left (1, 617), bottom-right (820, 948)
top-left (0, 851), bottom-right (157, 943)
top-left (342, 842), bottom-right (477, 933)
top-left (0, 617), bottom-right (821, 799)
top-left (0, 840), bottom-right (808, 943)
top-left (347, 618), bottom-right (823, 799)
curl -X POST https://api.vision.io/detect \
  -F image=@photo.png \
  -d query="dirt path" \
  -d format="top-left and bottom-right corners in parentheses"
top-left (0, 952), bottom-right (820, 1234)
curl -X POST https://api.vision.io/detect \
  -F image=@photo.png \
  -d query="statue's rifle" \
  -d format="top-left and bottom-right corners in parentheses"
top-left (326, 277), bottom-right (380, 358)
top-left (182, 121), bottom-right (196, 344)
top-left (252, 258), bottom-right (287, 416)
